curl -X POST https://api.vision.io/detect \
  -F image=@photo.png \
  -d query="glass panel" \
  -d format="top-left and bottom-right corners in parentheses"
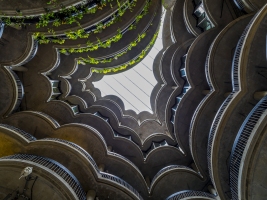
top-left (194, 3), bottom-right (205, 17)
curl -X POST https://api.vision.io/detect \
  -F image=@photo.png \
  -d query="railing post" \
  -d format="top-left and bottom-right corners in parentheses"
top-left (86, 190), bottom-right (96, 200)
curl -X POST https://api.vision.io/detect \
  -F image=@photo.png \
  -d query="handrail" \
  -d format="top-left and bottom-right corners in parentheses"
top-left (233, 0), bottom-right (246, 11)
top-left (0, 0), bottom-right (97, 22)
top-left (230, 95), bottom-right (267, 200)
top-left (0, 124), bottom-right (36, 141)
top-left (41, 138), bottom-right (99, 170)
top-left (40, 138), bottom-right (143, 200)
top-left (8, 69), bottom-right (24, 111)
top-left (12, 38), bottom-right (38, 67)
top-left (207, 92), bottom-right (235, 183)
top-left (166, 190), bottom-right (215, 200)
top-left (0, 154), bottom-right (87, 200)
top-left (101, 172), bottom-right (144, 200)
top-left (231, 15), bottom-right (255, 92)
top-left (0, 20), bottom-right (4, 38)
top-left (50, 0), bottom-right (136, 40)
top-left (150, 165), bottom-right (195, 187)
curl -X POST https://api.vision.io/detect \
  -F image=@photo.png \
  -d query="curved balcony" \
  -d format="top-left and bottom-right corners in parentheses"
top-left (149, 165), bottom-right (205, 199)
top-left (0, 29), bottom-right (37, 65)
top-left (233, 0), bottom-right (266, 13)
top-left (0, 0), bottom-right (97, 19)
top-left (0, 67), bottom-right (24, 117)
top-left (0, 124), bottom-right (145, 199)
top-left (207, 5), bottom-right (267, 199)
top-left (171, 0), bottom-right (194, 44)
top-left (49, 0), bottom-right (156, 78)
top-left (189, 14), bottom-right (253, 178)
top-left (36, 0), bottom-right (141, 42)
top-left (230, 95), bottom-right (267, 200)
top-left (166, 190), bottom-right (215, 200)
top-left (0, 154), bottom-right (87, 200)
top-left (1, 116), bottom-right (149, 196)
top-left (173, 29), bottom-right (218, 154)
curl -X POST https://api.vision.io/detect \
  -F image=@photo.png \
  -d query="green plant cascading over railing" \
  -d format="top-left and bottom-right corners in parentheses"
top-left (32, 0), bottom-right (139, 44)
top-left (77, 32), bottom-right (146, 64)
top-left (0, 0), bottom-right (111, 27)
top-left (91, 30), bottom-right (158, 74)
top-left (56, 0), bottom-right (150, 52)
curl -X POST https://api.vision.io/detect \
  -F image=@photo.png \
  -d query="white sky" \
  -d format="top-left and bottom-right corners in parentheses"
top-left (93, 8), bottom-right (166, 114)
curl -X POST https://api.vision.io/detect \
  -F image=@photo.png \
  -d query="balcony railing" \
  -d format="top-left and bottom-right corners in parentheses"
top-left (233, 0), bottom-right (247, 11)
top-left (231, 16), bottom-right (255, 91)
top-left (0, 124), bottom-right (36, 141)
top-left (9, 70), bottom-right (24, 111)
top-left (41, 138), bottom-right (143, 200)
top-left (101, 172), bottom-right (144, 200)
top-left (0, 154), bottom-right (87, 200)
top-left (1, 0), bottom-right (97, 23)
top-left (207, 92), bottom-right (235, 183)
top-left (0, 20), bottom-right (4, 38)
top-left (166, 190), bottom-right (215, 200)
top-left (150, 165), bottom-right (195, 187)
top-left (230, 95), bottom-right (267, 200)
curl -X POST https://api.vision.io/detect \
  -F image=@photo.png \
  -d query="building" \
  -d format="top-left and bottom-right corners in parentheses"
top-left (0, 0), bottom-right (267, 199)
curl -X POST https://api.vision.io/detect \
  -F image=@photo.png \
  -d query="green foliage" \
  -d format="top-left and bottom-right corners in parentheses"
top-left (91, 31), bottom-right (159, 74)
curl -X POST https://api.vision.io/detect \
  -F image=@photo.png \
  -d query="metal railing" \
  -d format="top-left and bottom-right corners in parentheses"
top-left (12, 38), bottom-right (38, 67)
top-left (230, 95), bottom-right (267, 200)
top-left (1, 0), bottom-right (97, 23)
top-left (0, 124), bottom-right (36, 141)
top-left (231, 15), bottom-right (255, 91)
top-left (204, 42), bottom-right (213, 90)
top-left (29, 111), bottom-right (60, 127)
top-left (233, 0), bottom-right (246, 11)
top-left (0, 154), bottom-right (87, 200)
top-left (150, 165), bottom-right (194, 187)
top-left (101, 172), bottom-right (144, 200)
top-left (41, 138), bottom-right (143, 199)
top-left (166, 190), bottom-right (215, 200)
top-left (8, 69), bottom-right (24, 111)
top-left (0, 20), bottom-right (4, 38)
top-left (51, 0), bottom-right (141, 40)
top-left (207, 92), bottom-right (235, 183)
